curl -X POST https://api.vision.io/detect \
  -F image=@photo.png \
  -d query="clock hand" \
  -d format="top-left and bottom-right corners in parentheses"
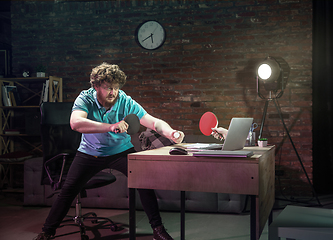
top-left (152, 25), bottom-right (159, 34)
top-left (142, 33), bottom-right (154, 43)
top-left (142, 34), bottom-right (151, 42)
top-left (150, 24), bottom-right (159, 44)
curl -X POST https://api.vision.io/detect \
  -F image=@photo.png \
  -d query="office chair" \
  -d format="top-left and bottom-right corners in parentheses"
top-left (40, 102), bottom-right (118, 240)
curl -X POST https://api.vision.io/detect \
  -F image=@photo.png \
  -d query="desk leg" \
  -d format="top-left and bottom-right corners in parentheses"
top-left (250, 195), bottom-right (257, 240)
top-left (181, 191), bottom-right (185, 240)
top-left (129, 188), bottom-right (136, 240)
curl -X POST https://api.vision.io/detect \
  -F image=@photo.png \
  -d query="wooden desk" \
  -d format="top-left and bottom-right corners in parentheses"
top-left (128, 145), bottom-right (275, 240)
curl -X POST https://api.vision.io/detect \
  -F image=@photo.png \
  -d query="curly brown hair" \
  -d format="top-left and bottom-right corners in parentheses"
top-left (90, 62), bottom-right (127, 88)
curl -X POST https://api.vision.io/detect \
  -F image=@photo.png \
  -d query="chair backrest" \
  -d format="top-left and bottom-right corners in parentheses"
top-left (40, 102), bottom-right (82, 185)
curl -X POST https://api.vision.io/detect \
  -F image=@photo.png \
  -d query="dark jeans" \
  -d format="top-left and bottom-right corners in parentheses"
top-left (42, 148), bottom-right (162, 236)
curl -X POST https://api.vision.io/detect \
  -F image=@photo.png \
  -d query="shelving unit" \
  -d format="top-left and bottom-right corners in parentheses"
top-left (0, 76), bottom-right (63, 192)
top-left (0, 76), bottom-right (63, 155)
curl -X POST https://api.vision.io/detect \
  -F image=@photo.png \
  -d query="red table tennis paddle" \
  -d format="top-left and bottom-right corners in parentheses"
top-left (115, 114), bottom-right (140, 135)
top-left (199, 112), bottom-right (224, 141)
top-left (199, 112), bottom-right (218, 136)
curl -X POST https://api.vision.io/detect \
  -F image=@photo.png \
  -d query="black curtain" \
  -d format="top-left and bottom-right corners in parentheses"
top-left (313, 0), bottom-right (333, 194)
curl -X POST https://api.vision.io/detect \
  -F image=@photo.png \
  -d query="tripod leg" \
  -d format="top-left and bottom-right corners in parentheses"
top-left (259, 100), bottom-right (270, 139)
top-left (272, 99), bottom-right (321, 206)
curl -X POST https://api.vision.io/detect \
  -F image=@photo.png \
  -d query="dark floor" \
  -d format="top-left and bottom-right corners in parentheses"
top-left (1, 191), bottom-right (333, 240)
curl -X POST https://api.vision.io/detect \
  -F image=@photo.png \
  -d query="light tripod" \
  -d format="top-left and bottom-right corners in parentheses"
top-left (257, 57), bottom-right (321, 206)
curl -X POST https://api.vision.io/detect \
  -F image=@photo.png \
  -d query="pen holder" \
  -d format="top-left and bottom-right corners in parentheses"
top-left (246, 131), bottom-right (256, 146)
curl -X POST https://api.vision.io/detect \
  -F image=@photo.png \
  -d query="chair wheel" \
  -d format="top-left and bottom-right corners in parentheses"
top-left (81, 234), bottom-right (89, 240)
top-left (111, 224), bottom-right (118, 231)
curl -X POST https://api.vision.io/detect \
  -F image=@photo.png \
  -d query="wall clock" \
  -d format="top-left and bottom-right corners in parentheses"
top-left (135, 20), bottom-right (166, 50)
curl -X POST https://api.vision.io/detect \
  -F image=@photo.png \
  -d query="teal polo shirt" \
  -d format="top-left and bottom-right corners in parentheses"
top-left (72, 88), bottom-right (146, 156)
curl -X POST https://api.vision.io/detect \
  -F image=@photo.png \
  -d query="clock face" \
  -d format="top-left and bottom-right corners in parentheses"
top-left (136, 20), bottom-right (166, 50)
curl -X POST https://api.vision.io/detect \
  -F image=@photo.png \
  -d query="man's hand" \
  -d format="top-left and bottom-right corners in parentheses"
top-left (140, 113), bottom-right (185, 143)
top-left (112, 120), bottom-right (129, 133)
top-left (171, 130), bottom-right (185, 144)
top-left (211, 127), bottom-right (228, 140)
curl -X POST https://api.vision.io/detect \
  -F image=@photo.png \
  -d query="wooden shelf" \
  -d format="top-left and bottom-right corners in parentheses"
top-left (0, 77), bottom-right (49, 82)
top-left (0, 134), bottom-right (40, 137)
top-left (1, 188), bottom-right (24, 193)
top-left (0, 106), bottom-right (40, 109)
top-left (0, 76), bottom-right (63, 154)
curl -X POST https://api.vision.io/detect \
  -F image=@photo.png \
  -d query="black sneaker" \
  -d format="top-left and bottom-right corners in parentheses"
top-left (153, 225), bottom-right (174, 240)
top-left (33, 232), bottom-right (52, 240)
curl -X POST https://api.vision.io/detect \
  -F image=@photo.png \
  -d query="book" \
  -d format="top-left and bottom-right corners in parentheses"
top-left (193, 150), bottom-right (254, 158)
top-left (51, 80), bottom-right (59, 102)
top-left (184, 143), bottom-right (223, 151)
top-left (43, 80), bottom-right (49, 102)
top-left (2, 86), bottom-right (11, 106)
top-left (6, 85), bottom-right (21, 106)
top-left (9, 91), bottom-right (16, 106)
top-left (1, 86), bottom-right (21, 107)
top-left (40, 82), bottom-right (46, 105)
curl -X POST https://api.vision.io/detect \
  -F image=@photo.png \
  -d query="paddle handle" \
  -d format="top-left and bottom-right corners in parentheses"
top-left (114, 118), bottom-right (130, 134)
top-left (212, 129), bottom-right (224, 142)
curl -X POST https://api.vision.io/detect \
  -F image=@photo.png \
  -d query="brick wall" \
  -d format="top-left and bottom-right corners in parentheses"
top-left (10, 0), bottom-right (313, 196)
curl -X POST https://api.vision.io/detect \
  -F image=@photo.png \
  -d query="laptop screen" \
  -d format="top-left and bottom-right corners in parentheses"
top-left (222, 118), bottom-right (253, 151)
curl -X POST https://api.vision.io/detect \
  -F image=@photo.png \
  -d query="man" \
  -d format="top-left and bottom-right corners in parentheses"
top-left (34, 62), bottom-right (184, 240)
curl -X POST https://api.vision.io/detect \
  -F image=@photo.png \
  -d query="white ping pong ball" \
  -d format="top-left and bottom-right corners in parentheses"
top-left (173, 131), bottom-right (180, 139)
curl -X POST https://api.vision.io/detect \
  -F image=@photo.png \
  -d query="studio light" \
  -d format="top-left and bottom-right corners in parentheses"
top-left (257, 63), bottom-right (273, 80)
top-left (255, 56), bottom-right (319, 204)
top-left (256, 56), bottom-right (290, 99)
top-left (257, 56), bottom-right (290, 138)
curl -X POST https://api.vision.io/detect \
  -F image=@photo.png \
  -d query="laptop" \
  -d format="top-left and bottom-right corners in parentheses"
top-left (186, 117), bottom-right (254, 156)
top-left (220, 117), bottom-right (254, 151)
